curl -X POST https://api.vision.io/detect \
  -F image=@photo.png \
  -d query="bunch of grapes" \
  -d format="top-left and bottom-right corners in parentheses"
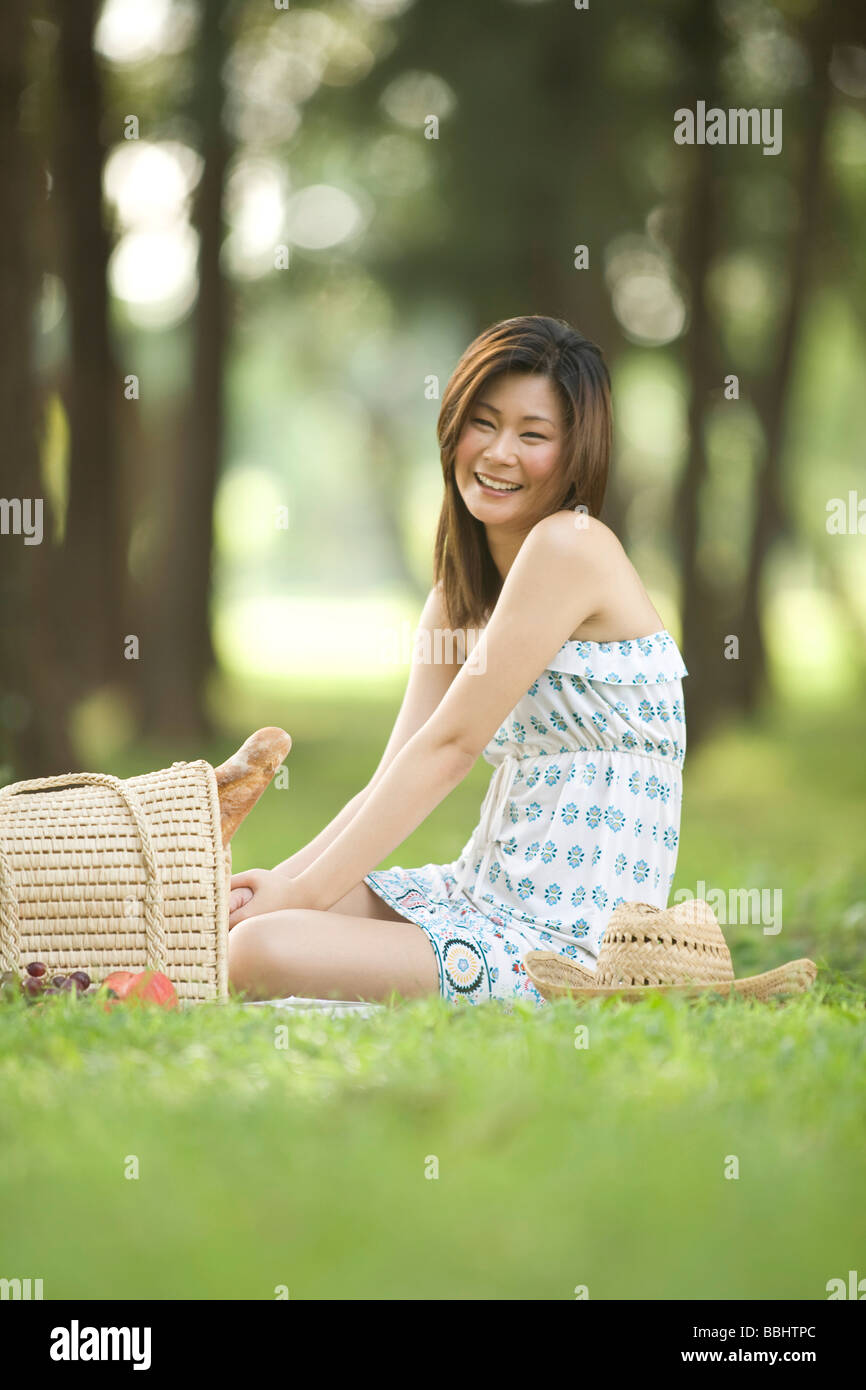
top-left (0, 962), bottom-right (97, 1005)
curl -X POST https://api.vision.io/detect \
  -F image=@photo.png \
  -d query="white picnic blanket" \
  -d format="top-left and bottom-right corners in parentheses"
top-left (241, 996), bottom-right (385, 1017)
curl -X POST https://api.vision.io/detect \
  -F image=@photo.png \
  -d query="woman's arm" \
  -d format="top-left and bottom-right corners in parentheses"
top-left (270, 582), bottom-right (464, 879)
top-left (251, 512), bottom-right (612, 916)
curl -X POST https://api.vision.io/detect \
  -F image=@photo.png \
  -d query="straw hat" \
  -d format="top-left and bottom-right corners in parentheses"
top-left (523, 899), bottom-right (817, 1002)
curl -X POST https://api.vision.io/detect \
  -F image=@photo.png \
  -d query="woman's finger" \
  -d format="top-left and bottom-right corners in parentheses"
top-left (229, 886), bottom-right (254, 915)
top-left (230, 868), bottom-right (262, 890)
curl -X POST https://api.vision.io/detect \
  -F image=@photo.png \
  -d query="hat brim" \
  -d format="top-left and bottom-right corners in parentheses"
top-left (523, 952), bottom-right (817, 1002)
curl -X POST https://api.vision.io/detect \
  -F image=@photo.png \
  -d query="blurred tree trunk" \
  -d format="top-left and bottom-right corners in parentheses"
top-left (670, 0), bottom-right (739, 750)
top-left (0, 2), bottom-right (75, 778)
top-left (736, 20), bottom-right (835, 714)
top-left (523, 35), bottom-right (628, 541)
top-left (52, 0), bottom-right (122, 691)
top-left (142, 0), bottom-right (234, 738)
top-left (675, 150), bottom-right (720, 749)
top-left (676, 142), bottom-right (725, 751)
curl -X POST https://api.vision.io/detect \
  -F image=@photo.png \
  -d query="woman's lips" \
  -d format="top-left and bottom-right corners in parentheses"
top-left (474, 470), bottom-right (523, 496)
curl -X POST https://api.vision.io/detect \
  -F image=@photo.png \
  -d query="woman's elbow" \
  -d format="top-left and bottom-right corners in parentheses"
top-left (413, 726), bottom-right (478, 780)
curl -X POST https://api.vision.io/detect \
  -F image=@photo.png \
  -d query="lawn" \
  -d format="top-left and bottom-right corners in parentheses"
top-left (0, 684), bottom-right (863, 1300)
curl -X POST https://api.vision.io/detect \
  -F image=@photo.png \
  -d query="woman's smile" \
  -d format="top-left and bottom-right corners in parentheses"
top-left (474, 469), bottom-right (523, 496)
top-left (454, 371), bottom-right (567, 537)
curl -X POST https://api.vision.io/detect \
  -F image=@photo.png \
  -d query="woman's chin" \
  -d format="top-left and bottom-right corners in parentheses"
top-left (458, 484), bottom-right (528, 523)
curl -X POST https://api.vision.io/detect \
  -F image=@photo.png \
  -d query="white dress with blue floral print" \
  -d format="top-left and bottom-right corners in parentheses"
top-left (365, 630), bottom-right (688, 1007)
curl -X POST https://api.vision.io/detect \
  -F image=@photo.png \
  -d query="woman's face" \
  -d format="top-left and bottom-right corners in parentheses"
top-left (453, 371), bottom-right (568, 528)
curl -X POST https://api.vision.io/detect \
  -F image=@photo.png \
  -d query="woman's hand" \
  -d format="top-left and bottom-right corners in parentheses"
top-left (228, 868), bottom-right (308, 929)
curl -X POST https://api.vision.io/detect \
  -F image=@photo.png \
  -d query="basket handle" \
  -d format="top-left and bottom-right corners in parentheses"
top-left (0, 771), bottom-right (166, 975)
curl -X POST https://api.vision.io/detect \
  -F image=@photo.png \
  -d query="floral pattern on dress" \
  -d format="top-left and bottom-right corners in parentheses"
top-left (365, 629), bottom-right (688, 1007)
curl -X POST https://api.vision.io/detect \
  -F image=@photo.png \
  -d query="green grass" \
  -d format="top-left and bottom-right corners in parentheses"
top-left (1, 686), bottom-right (864, 1299)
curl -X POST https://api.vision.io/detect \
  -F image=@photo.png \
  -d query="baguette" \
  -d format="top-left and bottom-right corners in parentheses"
top-left (214, 726), bottom-right (291, 847)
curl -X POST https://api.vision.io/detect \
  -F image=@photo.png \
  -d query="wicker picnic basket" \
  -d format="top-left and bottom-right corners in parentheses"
top-left (0, 760), bottom-right (229, 1003)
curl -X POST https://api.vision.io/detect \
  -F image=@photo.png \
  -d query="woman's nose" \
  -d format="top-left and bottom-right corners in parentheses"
top-left (484, 434), bottom-right (518, 463)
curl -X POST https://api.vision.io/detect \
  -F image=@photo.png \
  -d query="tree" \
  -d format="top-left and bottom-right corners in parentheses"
top-left (139, 0), bottom-right (236, 738)
top-left (51, 0), bottom-right (124, 694)
top-left (671, 0), bottom-right (727, 747)
top-left (0, 1), bottom-right (75, 777)
top-left (737, 15), bottom-right (836, 715)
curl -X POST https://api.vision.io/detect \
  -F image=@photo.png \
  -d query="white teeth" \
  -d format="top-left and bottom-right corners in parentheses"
top-left (476, 471), bottom-right (521, 492)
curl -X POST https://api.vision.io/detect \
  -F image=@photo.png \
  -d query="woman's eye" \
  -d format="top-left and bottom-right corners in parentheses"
top-left (472, 416), bottom-right (547, 440)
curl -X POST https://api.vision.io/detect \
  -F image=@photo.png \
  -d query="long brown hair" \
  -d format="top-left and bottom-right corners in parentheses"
top-left (433, 315), bottom-right (612, 631)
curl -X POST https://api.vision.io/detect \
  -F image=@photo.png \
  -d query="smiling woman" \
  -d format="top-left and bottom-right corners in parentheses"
top-left (227, 315), bottom-right (687, 1009)
top-left (434, 316), bottom-right (612, 631)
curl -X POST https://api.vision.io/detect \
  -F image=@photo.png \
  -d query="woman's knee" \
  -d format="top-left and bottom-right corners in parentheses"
top-left (227, 913), bottom-right (301, 998)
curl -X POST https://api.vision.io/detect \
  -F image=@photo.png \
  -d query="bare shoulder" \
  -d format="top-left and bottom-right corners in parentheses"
top-left (522, 512), bottom-right (659, 639)
top-left (528, 517), bottom-right (664, 639)
top-left (524, 510), bottom-right (625, 569)
top-left (505, 512), bottom-right (617, 631)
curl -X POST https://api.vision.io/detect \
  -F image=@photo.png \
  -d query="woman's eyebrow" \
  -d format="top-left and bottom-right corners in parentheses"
top-left (476, 401), bottom-right (555, 425)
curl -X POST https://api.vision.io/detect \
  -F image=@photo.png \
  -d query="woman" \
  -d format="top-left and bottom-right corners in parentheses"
top-left (227, 315), bottom-right (688, 1005)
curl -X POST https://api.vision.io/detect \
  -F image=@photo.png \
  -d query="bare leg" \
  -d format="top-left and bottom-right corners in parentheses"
top-left (228, 879), bottom-right (409, 924)
top-left (228, 909), bottom-right (440, 1002)
top-left (326, 880), bottom-right (412, 923)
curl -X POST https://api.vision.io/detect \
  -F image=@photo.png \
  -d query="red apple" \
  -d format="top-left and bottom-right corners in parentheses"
top-left (101, 970), bottom-right (137, 999)
top-left (125, 970), bottom-right (179, 1010)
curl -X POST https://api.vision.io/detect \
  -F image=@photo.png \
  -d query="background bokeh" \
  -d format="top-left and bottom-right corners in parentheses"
top-left (0, 0), bottom-right (864, 970)
top-left (1, 0), bottom-right (865, 1309)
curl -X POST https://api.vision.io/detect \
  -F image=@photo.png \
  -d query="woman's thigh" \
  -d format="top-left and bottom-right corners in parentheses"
top-left (327, 880), bottom-right (411, 923)
top-left (228, 909), bottom-right (440, 1002)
